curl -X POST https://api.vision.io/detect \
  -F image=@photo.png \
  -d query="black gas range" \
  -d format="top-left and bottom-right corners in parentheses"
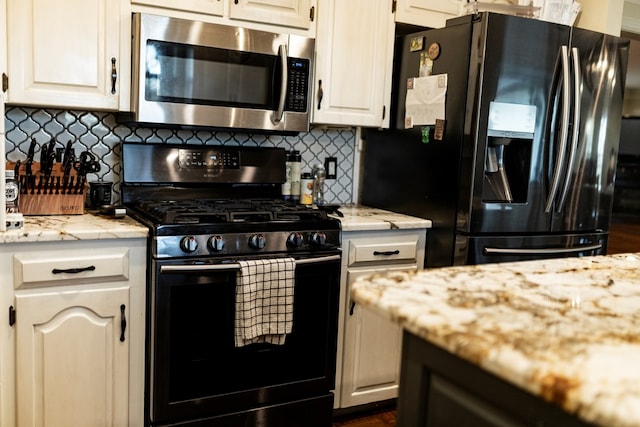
top-left (122, 143), bottom-right (341, 427)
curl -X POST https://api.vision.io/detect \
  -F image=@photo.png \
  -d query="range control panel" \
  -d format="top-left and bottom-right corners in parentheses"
top-left (122, 143), bottom-right (285, 184)
top-left (179, 149), bottom-right (240, 170)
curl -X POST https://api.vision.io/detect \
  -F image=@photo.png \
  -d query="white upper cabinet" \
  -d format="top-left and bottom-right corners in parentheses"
top-left (394, 0), bottom-right (461, 28)
top-left (131, 0), bottom-right (316, 34)
top-left (312, 0), bottom-right (395, 127)
top-left (6, 0), bottom-right (127, 111)
top-left (132, 0), bottom-right (224, 16)
top-left (0, 0), bottom-right (6, 93)
top-left (229, 0), bottom-right (314, 29)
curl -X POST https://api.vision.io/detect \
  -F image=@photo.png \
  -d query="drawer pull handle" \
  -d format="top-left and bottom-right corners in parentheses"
top-left (349, 301), bottom-right (356, 316)
top-left (52, 265), bottom-right (96, 274)
top-left (373, 250), bottom-right (400, 256)
top-left (120, 304), bottom-right (127, 342)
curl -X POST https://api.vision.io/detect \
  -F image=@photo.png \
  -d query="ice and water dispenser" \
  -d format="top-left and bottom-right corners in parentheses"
top-left (482, 101), bottom-right (536, 203)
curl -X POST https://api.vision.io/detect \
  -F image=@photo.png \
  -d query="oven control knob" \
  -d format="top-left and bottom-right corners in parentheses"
top-left (180, 236), bottom-right (199, 253)
top-left (309, 231), bottom-right (327, 247)
top-left (248, 234), bottom-right (266, 250)
top-left (286, 232), bottom-right (304, 248)
top-left (208, 235), bottom-right (225, 252)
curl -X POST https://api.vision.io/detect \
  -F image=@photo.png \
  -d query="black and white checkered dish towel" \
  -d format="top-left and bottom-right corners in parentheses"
top-left (234, 258), bottom-right (295, 347)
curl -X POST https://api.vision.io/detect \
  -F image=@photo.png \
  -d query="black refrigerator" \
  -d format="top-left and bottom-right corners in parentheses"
top-left (361, 12), bottom-right (629, 268)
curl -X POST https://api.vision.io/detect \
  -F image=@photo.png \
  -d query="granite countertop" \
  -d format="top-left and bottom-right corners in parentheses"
top-left (351, 254), bottom-right (640, 427)
top-left (0, 213), bottom-right (148, 243)
top-left (0, 205), bottom-right (426, 242)
top-left (333, 205), bottom-right (432, 231)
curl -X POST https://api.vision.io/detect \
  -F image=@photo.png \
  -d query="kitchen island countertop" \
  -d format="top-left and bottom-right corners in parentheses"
top-left (333, 205), bottom-right (432, 231)
top-left (351, 253), bottom-right (640, 427)
top-left (0, 213), bottom-right (148, 243)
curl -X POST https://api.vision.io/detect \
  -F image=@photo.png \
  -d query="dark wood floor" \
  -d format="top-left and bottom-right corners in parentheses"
top-left (608, 217), bottom-right (640, 254)
top-left (333, 407), bottom-right (397, 427)
top-left (332, 217), bottom-right (640, 427)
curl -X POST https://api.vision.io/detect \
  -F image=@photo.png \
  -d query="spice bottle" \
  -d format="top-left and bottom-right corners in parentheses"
top-left (5, 170), bottom-right (20, 213)
top-left (300, 172), bottom-right (314, 205)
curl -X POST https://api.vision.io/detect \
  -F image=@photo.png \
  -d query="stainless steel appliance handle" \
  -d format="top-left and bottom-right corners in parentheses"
top-left (483, 243), bottom-right (602, 256)
top-left (160, 254), bottom-right (341, 273)
top-left (557, 47), bottom-right (582, 212)
top-left (272, 44), bottom-right (288, 125)
top-left (545, 45), bottom-right (571, 213)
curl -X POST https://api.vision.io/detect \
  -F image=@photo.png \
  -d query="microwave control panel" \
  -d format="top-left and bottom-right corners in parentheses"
top-left (286, 58), bottom-right (309, 113)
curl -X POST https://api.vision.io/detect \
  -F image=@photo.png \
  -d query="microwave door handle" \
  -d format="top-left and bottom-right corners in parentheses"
top-left (272, 44), bottom-right (288, 125)
top-left (545, 45), bottom-right (571, 213)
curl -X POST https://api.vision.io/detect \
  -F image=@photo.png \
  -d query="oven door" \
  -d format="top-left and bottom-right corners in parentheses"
top-left (149, 252), bottom-right (340, 426)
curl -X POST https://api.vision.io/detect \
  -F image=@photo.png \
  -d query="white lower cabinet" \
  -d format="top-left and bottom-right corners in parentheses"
top-left (336, 229), bottom-right (426, 408)
top-left (0, 239), bottom-right (146, 426)
top-left (16, 286), bottom-right (130, 426)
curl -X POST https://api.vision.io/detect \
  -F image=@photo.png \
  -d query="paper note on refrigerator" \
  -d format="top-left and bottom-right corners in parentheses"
top-left (404, 74), bottom-right (447, 129)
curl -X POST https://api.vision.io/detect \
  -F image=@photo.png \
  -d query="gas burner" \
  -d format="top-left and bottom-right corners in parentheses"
top-left (173, 216), bottom-right (202, 224)
top-left (130, 198), bottom-right (328, 225)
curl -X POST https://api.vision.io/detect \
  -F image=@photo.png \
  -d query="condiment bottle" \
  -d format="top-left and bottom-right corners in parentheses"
top-left (300, 172), bottom-right (314, 205)
top-left (5, 170), bottom-right (20, 213)
top-left (290, 151), bottom-right (301, 203)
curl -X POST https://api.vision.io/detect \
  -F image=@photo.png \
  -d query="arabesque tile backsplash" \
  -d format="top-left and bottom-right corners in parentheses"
top-left (4, 107), bottom-right (355, 205)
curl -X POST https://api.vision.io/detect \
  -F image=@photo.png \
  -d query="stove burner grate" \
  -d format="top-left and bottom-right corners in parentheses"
top-left (130, 198), bottom-right (329, 225)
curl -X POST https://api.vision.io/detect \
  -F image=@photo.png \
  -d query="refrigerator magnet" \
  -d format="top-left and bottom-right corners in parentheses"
top-left (434, 119), bottom-right (445, 141)
top-left (421, 126), bottom-right (431, 144)
top-left (420, 52), bottom-right (433, 77)
top-left (427, 43), bottom-right (441, 60)
top-left (409, 36), bottom-right (424, 52)
top-left (405, 115), bottom-right (414, 129)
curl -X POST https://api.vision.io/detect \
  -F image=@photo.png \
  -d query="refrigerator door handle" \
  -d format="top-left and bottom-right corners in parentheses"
top-left (483, 243), bottom-right (602, 256)
top-left (545, 45), bottom-right (571, 213)
top-left (556, 47), bottom-right (582, 212)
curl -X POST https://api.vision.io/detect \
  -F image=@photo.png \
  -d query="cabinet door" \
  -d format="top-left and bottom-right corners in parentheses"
top-left (229, 0), bottom-right (313, 29)
top-left (15, 286), bottom-right (129, 427)
top-left (7, 0), bottom-right (122, 110)
top-left (340, 266), bottom-right (415, 408)
top-left (394, 0), bottom-right (461, 29)
top-left (131, 0), bottom-right (224, 16)
top-left (312, 0), bottom-right (395, 127)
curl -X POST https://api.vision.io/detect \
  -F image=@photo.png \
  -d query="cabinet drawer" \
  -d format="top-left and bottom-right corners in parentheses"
top-left (13, 248), bottom-right (130, 288)
top-left (348, 239), bottom-right (418, 266)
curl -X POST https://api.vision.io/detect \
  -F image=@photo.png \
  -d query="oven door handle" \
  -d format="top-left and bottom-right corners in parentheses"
top-left (159, 254), bottom-right (341, 273)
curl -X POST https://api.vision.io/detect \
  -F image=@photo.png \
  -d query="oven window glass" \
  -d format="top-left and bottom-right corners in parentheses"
top-left (145, 40), bottom-right (278, 109)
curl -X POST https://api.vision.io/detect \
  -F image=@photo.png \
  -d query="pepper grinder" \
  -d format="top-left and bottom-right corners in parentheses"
top-left (312, 163), bottom-right (326, 206)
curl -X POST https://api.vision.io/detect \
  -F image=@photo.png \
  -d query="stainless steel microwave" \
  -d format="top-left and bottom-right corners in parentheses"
top-left (129, 13), bottom-right (314, 133)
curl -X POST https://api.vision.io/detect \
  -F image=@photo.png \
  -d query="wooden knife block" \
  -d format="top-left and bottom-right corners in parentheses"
top-left (7, 161), bottom-right (86, 215)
